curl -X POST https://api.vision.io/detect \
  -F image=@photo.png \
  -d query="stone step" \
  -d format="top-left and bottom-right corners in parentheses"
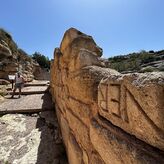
top-left (24, 83), bottom-right (49, 87)
top-left (8, 90), bottom-right (48, 95)
top-left (0, 108), bottom-right (43, 114)
top-left (8, 86), bottom-right (48, 95)
top-left (0, 93), bottom-right (54, 114)
top-left (25, 80), bottom-right (49, 86)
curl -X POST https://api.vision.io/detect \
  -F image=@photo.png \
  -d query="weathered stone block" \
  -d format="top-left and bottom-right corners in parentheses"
top-left (68, 66), bottom-right (118, 104)
top-left (66, 109), bottom-right (91, 150)
top-left (68, 49), bottom-right (102, 72)
top-left (98, 74), bottom-right (164, 150)
top-left (90, 118), bottom-right (164, 164)
top-left (67, 96), bottom-right (91, 126)
top-left (60, 28), bottom-right (102, 62)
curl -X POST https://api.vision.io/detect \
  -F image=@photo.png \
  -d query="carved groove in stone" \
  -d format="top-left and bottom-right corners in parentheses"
top-left (127, 88), bottom-right (164, 136)
top-left (99, 80), bottom-right (164, 136)
top-left (69, 96), bottom-right (91, 106)
top-left (98, 83), bottom-right (108, 112)
top-left (98, 82), bottom-right (129, 123)
top-left (121, 86), bottom-right (129, 123)
top-left (108, 84), bottom-right (121, 119)
top-left (67, 107), bottom-right (88, 129)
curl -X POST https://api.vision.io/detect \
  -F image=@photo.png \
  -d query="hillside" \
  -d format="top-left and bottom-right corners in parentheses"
top-left (107, 50), bottom-right (164, 73)
top-left (0, 28), bottom-right (50, 81)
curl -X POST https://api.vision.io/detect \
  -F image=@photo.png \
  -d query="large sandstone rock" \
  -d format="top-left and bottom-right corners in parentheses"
top-left (98, 72), bottom-right (164, 150)
top-left (60, 28), bottom-right (103, 61)
top-left (50, 28), bottom-right (164, 163)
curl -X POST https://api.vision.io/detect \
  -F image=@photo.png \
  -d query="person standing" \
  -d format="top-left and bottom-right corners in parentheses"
top-left (11, 72), bottom-right (25, 98)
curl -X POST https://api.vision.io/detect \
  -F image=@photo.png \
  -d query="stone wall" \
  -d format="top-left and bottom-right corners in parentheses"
top-left (50, 28), bottom-right (164, 164)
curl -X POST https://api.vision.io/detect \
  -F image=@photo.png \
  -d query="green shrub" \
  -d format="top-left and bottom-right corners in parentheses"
top-left (140, 67), bottom-right (156, 73)
top-left (108, 50), bottom-right (164, 72)
top-left (32, 52), bottom-right (50, 69)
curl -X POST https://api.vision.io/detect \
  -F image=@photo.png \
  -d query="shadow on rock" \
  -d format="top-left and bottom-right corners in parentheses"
top-left (36, 93), bottom-right (68, 164)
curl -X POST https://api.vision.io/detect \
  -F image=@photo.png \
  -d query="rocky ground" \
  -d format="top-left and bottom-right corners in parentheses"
top-left (0, 81), bottom-right (68, 164)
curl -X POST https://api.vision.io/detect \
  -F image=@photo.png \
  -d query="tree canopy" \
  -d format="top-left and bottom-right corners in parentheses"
top-left (32, 52), bottom-right (50, 69)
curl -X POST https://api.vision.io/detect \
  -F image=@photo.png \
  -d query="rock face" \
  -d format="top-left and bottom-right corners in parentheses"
top-left (50, 28), bottom-right (164, 163)
top-left (0, 29), bottom-right (49, 82)
top-left (33, 67), bottom-right (50, 81)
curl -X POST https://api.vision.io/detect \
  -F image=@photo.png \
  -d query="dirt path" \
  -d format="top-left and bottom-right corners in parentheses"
top-left (0, 94), bottom-right (54, 114)
top-left (0, 81), bottom-right (67, 164)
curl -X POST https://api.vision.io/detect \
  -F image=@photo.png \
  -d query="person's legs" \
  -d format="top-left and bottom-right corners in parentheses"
top-left (11, 87), bottom-right (16, 98)
top-left (11, 80), bottom-right (14, 89)
top-left (18, 87), bottom-right (21, 98)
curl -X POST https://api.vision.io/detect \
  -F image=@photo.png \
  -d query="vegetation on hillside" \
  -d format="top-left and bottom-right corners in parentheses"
top-left (32, 52), bottom-right (50, 69)
top-left (108, 50), bottom-right (164, 73)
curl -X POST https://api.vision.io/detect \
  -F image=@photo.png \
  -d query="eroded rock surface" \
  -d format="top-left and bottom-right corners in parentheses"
top-left (98, 72), bottom-right (164, 150)
top-left (50, 28), bottom-right (164, 163)
top-left (0, 29), bottom-right (50, 82)
top-left (0, 112), bottom-right (67, 164)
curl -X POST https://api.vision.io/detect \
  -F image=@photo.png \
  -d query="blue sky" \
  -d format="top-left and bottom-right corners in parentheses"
top-left (0, 0), bottom-right (164, 59)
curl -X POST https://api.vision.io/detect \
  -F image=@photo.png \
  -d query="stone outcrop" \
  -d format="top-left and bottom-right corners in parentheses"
top-left (0, 29), bottom-right (49, 82)
top-left (34, 67), bottom-right (50, 81)
top-left (50, 28), bottom-right (164, 163)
